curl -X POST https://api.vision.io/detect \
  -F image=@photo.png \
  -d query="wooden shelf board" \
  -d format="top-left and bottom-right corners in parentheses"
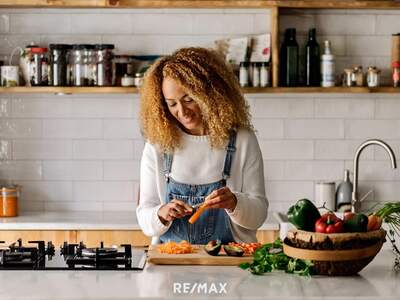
top-left (1, 86), bottom-right (400, 94)
top-left (1, 1), bottom-right (400, 9)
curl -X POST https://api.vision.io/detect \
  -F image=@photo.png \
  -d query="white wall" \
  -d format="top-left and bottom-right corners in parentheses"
top-left (0, 8), bottom-right (399, 213)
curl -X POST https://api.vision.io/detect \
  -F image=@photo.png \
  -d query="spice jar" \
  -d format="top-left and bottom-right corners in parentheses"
top-left (71, 44), bottom-right (96, 86)
top-left (393, 61), bottom-right (400, 88)
top-left (260, 62), bottom-right (270, 87)
top-left (133, 72), bottom-right (144, 87)
top-left (352, 66), bottom-right (364, 86)
top-left (113, 55), bottom-right (131, 86)
top-left (30, 47), bottom-right (48, 86)
top-left (0, 185), bottom-right (19, 217)
top-left (95, 44), bottom-right (114, 86)
top-left (343, 68), bottom-right (354, 87)
top-left (239, 61), bottom-right (249, 87)
top-left (251, 62), bottom-right (261, 87)
top-left (49, 44), bottom-right (71, 86)
top-left (366, 66), bottom-right (381, 88)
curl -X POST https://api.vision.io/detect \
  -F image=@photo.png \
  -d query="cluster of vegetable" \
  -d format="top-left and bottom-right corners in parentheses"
top-left (204, 240), bottom-right (262, 257)
top-left (287, 198), bottom-right (382, 234)
top-left (239, 239), bottom-right (314, 276)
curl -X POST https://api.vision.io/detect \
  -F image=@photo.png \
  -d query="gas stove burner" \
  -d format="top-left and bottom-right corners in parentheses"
top-left (0, 239), bottom-right (146, 271)
top-left (81, 246), bottom-right (118, 258)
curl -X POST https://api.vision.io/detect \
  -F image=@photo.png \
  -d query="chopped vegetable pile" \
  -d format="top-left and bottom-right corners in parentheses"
top-left (157, 240), bottom-right (195, 254)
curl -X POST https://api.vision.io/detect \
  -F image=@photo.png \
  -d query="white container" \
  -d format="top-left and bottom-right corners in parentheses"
top-left (1, 66), bottom-right (19, 87)
top-left (121, 74), bottom-right (134, 87)
top-left (321, 40), bottom-right (335, 87)
top-left (315, 181), bottom-right (336, 211)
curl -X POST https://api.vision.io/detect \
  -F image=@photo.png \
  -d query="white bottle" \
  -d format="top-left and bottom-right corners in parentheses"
top-left (321, 40), bottom-right (335, 87)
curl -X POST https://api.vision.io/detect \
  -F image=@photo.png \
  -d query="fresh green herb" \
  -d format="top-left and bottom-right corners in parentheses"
top-left (239, 239), bottom-right (314, 277)
top-left (372, 202), bottom-right (400, 270)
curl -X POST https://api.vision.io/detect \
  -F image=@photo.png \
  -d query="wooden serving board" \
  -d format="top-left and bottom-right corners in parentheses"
top-left (147, 245), bottom-right (254, 266)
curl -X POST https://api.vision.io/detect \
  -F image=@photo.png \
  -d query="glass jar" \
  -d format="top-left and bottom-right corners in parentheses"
top-left (251, 62), bottom-right (261, 87)
top-left (49, 44), bottom-right (71, 86)
top-left (134, 72), bottom-right (144, 87)
top-left (366, 66), bottom-right (380, 88)
top-left (343, 68), bottom-right (354, 87)
top-left (260, 61), bottom-right (270, 87)
top-left (71, 44), bottom-right (84, 86)
top-left (393, 61), bottom-right (400, 88)
top-left (30, 47), bottom-right (48, 86)
top-left (0, 185), bottom-right (19, 217)
top-left (95, 44), bottom-right (114, 86)
top-left (71, 44), bottom-right (95, 86)
top-left (352, 66), bottom-right (364, 86)
top-left (113, 55), bottom-right (131, 86)
top-left (239, 61), bottom-right (249, 87)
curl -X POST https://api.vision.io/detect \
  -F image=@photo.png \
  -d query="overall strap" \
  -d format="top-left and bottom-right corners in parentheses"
top-left (222, 130), bottom-right (237, 180)
top-left (163, 152), bottom-right (173, 182)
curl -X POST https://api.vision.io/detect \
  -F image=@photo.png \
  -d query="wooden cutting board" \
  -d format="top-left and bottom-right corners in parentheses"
top-left (147, 245), bottom-right (254, 266)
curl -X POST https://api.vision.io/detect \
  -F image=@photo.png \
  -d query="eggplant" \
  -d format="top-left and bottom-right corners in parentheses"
top-left (223, 245), bottom-right (244, 257)
top-left (204, 240), bottom-right (222, 256)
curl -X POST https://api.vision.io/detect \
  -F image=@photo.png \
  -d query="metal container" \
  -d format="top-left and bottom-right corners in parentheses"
top-left (343, 68), bottom-right (354, 87)
top-left (49, 44), bottom-right (71, 86)
top-left (71, 44), bottom-right (95, 86)
top-left (95, 44), bottom-right (114, 86)
top-left (30, 47), bottom-right (48, 86)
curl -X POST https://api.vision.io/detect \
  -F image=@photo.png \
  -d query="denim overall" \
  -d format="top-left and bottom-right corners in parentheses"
top-left (160, 131), bottom-right (237, 244)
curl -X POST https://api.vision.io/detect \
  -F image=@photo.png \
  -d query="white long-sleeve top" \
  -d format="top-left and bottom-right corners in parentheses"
top-left (136, 128), bottom-right (268, 244)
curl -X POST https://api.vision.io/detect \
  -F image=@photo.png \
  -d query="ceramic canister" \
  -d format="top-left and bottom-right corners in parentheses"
top-left (1, 66), bottom-right (19, 87)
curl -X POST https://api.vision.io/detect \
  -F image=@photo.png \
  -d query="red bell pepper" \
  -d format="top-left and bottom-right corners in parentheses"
top-left (315, 213), bottom-right (344, 233)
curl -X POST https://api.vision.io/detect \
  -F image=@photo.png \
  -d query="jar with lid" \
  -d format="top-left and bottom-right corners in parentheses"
top-left (260, 62), bottom-right (270, 87)
top-left (352, 66), bottom-right (364, 86)
top-left (134, 72), bottom-right (144, 87)
top-left (113, 55), bottom-right (131, 86)
top-left (71, 44), bottom-right (96, 86)
top-left (49, 44), bottom-right (71, 86)
top-left (393, 61), bottom-right (400, 87)
top-left (251, 62), bottom-right (261, 87)
top-left (30, 47), bottom-right (48, 86)
top-left (366, 66), bottom-right (381, 88)
top-left (95, 44), bottom-right (114, 86)
top-left (343, 68), bottom-right (354, 87)
top-left (239, 61), bottom-right (249, 87)
top-left (0, 185), bottom-right (20, 217)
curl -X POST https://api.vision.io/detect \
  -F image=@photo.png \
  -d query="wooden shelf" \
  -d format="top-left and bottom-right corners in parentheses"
top-left (1, 0), bottom-right (400, 9)
top-left (1, 86), bottom-right (399, 94)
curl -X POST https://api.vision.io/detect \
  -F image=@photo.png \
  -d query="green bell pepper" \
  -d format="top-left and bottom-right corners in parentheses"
top-left (344, 213), bottom-right (368, 232)
top-left (287, 199), bottom-right (321, 231)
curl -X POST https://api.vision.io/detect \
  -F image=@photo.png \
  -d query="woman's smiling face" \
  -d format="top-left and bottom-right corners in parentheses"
top-left (162, 77), bottom-right (205, 136)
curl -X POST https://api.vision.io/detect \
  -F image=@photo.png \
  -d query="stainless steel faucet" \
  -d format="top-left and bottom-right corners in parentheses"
top-left (352, 139), bottom-right (397, 213)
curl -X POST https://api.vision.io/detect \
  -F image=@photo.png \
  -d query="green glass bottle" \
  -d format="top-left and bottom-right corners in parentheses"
top-left (280, 28), bottom-right (299, 87)
top-left (305, 28), bottom-right (321, 87)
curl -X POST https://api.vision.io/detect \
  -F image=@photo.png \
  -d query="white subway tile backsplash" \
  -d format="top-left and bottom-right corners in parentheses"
top-left (40, 34), bottom-right (102, 46)
top-left (12, 97), bottom-right (72, 118)
top-left (45, 201), bottom-right (103, 212)
top-left (103, 119), bottom-right (141, 139)
top-left (315, 14), bottom-right (375, 35)
top-left (0, 140), bottom-right (11, 160)
top-left (376, 15), bottom-right (400, 35)
top-left (344, 160), bottom-right (400, 181)
top-left (267, 181), bottom-right (314, 202)
top-left (103, 202), bottom-right (136, 212)
top-left (13, 140), bottom-right (72, 160)
top-left (70, 14), bottom-right (132, 34)
top-left (10, 14), bottom-right (70, 34)
top-left (20, 181), bottom-right (73, 202)
top-left (263, 160), bottom-right (285, 180)
top-left (0, 161), bottom-right (42, 180)
top-left (133, 139), bottom-right (145, 160)
top-left (0, 119), bottom-right (42, 138)
top-left (43, 161), bottom-right (103, 181)
top-left (43, 119), bottom-right (103, 139)
top-left (345, 120), bottom-right (400, 139)
top-left (315, 140), bottom-right (374, 160)
top-left (0, 35), bottom-right (40, 58)
top-left (315, 98), bottom-right (375, 119)
top-left (73, 181), bottom-right (135, 202)
top-left (284, 161), bottom-right (344, 181)
top-left (288, 99), bottom-right (314, 118)
top-left (0, 98), bottom-right (11, 117)
top-left (374, 140), bottom-right (400, 161)
top-left (71, 97), bottom-right (135, 118)
top-left (102, 35), bottom-right (164, 55)
top-left (376, 99), bottom-right (400, 119)
top-left (132, 14), bottom-right (193, 34)
top-left (279, 14), bottom-right (315, 34)
top-left (0, 14), bottom-right (9, 34)
top-left (260, 140), bottom-right (314, 160)
top-left (73, 140), bottom-right (133, 160)
top-left (19, 200), bottom-right (45, 212)
top-left (193, 14), bottom-right (254, 35)
top-left (253, 119), bottom-right (284, 139)
top-left (366, 181), bottom-right (400, 202)
top-left (285, 119), bottom-right (344, 139)
top-left (254, 14), bottom-right (271, 34)
top-left (104, 161), bottom-right (140, 180)
top-left (346, 35), bottom-right (391, 56)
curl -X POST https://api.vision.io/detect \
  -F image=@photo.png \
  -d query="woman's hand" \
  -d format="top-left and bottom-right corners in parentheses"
top-left (204, 187), bottom-right (237, 211)
top-left (157, 199), bottom-right (193, 224)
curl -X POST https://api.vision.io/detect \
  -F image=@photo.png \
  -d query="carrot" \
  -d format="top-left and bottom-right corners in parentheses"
top-left (157, 240), bottom-right (195, 254)
top-left (367, 215), bottom-right (383, 231)
top-left (188, 203), bottom-right (208, 224)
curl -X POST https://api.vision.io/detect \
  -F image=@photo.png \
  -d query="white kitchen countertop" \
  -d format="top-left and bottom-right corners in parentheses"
top-left (0, 249), bottom-right (398, 300)
top-left (0, 211), bottom-right (279, 231)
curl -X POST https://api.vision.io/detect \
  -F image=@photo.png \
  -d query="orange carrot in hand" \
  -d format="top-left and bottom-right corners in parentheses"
top-left (188, 203), bottom-right (208, 224)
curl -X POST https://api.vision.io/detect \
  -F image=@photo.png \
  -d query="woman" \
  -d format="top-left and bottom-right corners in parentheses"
top-left (136, 47), bottom-right (268, 245)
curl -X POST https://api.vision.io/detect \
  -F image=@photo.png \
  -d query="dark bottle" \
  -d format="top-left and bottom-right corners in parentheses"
top-left (280, 28), bottom-right (299, 87)
top-left (305, 28), bottom-right (321, 87)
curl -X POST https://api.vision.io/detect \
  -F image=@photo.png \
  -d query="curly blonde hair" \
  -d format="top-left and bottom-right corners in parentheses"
top-left (139, 47), bottom-right (253, 152)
